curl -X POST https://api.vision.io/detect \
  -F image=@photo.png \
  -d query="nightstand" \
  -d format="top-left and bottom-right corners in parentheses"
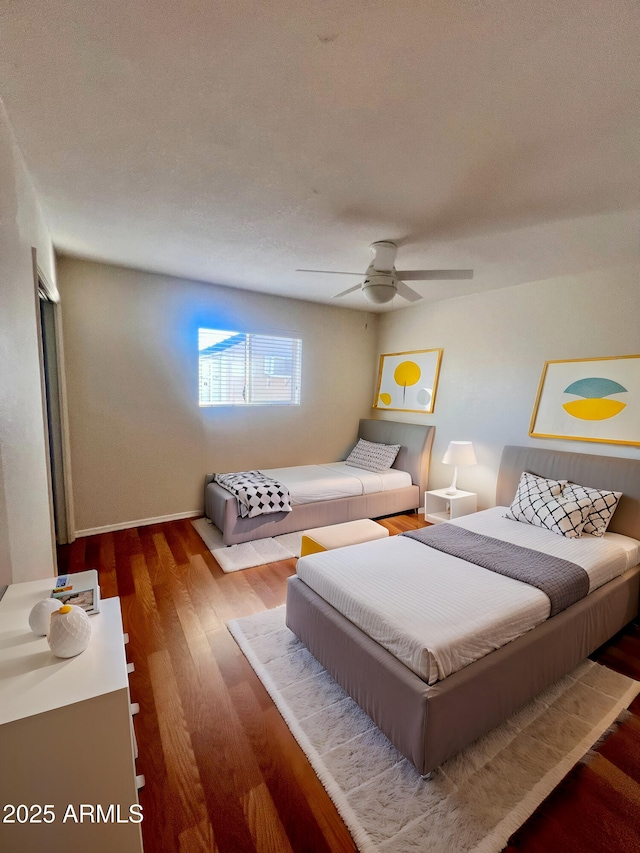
top-left (424, 488), bottom-right (477, 524)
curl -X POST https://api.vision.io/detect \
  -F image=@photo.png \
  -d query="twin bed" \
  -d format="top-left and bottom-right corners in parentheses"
top-left (204, 419), bottom-right (434, 545)
top-left (210, 421), bottom-right (640, 775)
top-left (286, 444), bottom-right (640, 776)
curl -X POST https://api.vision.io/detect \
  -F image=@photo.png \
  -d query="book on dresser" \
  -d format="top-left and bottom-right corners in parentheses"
top-left (51, 568), bottom-right (101, 614)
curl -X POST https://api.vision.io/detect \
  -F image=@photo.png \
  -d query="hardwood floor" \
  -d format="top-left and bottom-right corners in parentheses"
top-left (57, 515), bottom-right (640, 853)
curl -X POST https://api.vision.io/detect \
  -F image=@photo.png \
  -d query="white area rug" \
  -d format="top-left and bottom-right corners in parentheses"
top-left (228, 606), bottom-right (640, 853)
top-left (191, 517), bottom-right (302, 572)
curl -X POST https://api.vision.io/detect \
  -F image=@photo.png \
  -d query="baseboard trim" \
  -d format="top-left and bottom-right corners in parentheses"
top-left (75, 510), bottom-right (202, 538)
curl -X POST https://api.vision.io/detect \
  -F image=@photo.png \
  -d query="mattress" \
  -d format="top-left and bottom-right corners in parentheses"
top-left (295, 507), bottom-right (636, 685)
top-left (258, 461), bottom-right (412, 505)
top-left (452, 507), bottom-right (640, 585)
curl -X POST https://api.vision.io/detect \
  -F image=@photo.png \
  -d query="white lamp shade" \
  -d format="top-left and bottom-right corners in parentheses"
top-left (442, 441), bottom-right (477, 467)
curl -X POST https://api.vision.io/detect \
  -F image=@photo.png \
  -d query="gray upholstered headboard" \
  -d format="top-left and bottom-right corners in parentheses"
top-left (357, 419), bottom-right (435, 495)
top-left (496, 445), bottom-right (640, 539)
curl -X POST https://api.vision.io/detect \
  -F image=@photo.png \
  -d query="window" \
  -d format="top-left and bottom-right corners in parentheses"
top-left (198, 328), bottom-right (302, 406)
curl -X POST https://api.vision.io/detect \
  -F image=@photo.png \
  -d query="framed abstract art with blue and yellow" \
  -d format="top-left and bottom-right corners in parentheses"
top-left (529, 355), bottom-right (640, 447)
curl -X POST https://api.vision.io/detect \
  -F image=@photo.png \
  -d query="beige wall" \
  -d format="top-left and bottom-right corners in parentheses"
top-left (58, 257), bottom-right (378, 533)
top-left (377, 263), bottom-right (640, 510)
top-left (0, 101), bottom-right (57, 584)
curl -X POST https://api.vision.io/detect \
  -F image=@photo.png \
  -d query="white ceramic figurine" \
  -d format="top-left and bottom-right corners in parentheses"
top-left (48, 604), bottom-right (92, 658)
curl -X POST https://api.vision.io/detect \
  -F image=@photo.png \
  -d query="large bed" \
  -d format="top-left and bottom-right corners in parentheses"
top-left (204, 418), bottom-right (434, 545)
top-left (285, 445), bottom-right (640, 776)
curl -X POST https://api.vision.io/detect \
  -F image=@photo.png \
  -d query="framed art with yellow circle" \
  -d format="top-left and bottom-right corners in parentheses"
top-left (529, 354), bottom-right (640, 447)
top-left (373, 348), bottom-right (443, 413)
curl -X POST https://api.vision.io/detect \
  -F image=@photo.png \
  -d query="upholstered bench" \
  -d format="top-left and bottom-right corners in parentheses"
top-left (300, 518), bottom-right (389, 557)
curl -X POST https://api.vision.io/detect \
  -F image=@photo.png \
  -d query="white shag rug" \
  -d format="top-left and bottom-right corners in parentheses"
top-left (191, 517), bottom-right (302, 572)
top-left (228, 606), bottom-right (640, 853)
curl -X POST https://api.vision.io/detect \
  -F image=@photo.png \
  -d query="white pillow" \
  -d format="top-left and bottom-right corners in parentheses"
top-left (504, 471), bottom-right (567, 523)
top-left (563, 483), bottom-right (622, 537)
top-left (345, 438), bottom-right (400, 472)
top-left (508, 486), bottom-right (594, 538)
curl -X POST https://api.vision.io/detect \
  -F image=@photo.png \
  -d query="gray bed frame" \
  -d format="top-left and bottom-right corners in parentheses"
top-left (286, 444), bottom-right (640, 776)
top-left (204, 419), bottom-right (435, 546)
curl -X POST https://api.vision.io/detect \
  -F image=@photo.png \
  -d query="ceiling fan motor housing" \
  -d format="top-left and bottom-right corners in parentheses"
top-left (369, 240), bottom-right (397, 272)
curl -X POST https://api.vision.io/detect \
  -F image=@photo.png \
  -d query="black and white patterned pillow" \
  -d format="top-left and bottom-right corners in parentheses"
top-left (563, 483), bottom-right (622, 537)
top-left (345, 438), bottom-right (401, 472)
top-left (509, 486), bottom-right (594, 538)
top-left (504, 471), bottom-right (567, 523)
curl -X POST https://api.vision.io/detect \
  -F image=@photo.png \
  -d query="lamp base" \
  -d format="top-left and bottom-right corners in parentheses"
top-left (445, 466), bottom-right (459, 496)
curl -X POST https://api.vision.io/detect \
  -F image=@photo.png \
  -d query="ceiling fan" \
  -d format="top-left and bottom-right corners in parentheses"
top-left (297, 241), bottom-right (473, 305)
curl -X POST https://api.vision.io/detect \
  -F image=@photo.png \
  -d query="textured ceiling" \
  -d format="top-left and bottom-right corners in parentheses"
top-left (0, 0), bottom-right (638, 311)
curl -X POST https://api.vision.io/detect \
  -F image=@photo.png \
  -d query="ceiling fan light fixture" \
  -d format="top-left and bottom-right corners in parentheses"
top-left (298, 239), bottom-right (473, 305)
top-left (362, 275), bottom-right (397, 304)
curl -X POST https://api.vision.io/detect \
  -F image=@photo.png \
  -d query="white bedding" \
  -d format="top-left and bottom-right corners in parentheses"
top-left (295, 507), bottom-right (635, 685)
top-left (259, 462), bottom-right (412, 505)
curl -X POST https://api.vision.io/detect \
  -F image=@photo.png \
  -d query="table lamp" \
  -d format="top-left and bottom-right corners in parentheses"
top-left (442, 441), bottom-right (477, 495)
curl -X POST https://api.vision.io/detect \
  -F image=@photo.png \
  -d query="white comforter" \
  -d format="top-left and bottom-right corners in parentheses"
top-left (295, 507), bottom-right (637, 685)
top-left (259, 462), bottom-right (412, 505)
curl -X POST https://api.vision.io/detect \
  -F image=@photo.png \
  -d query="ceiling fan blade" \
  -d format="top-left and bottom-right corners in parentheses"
top-left (296, 269), bottom-right (362, 276)
top-left (396, 280), bottom-right (423, 303)
top-left (333, 284), bottom-right (363, 298)
top-left (396, 269), bottom-right (474, 281)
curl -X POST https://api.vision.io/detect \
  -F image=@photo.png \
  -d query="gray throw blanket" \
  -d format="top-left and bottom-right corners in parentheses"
top-left (403, 524), bottom-right (589, 617)
top-left (214, 471), bottom-right (292, 518)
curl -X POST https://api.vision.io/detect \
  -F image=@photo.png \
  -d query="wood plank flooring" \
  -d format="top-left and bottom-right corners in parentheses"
top-left (57, 515), bottom-right (640, 853)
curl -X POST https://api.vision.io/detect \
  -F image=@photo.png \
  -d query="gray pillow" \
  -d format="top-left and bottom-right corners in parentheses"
top-left (345, 438), bottom-right (401, 473)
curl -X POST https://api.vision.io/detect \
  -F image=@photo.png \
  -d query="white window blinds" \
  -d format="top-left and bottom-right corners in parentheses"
top-left (198, 329), bottom-right (302, 406)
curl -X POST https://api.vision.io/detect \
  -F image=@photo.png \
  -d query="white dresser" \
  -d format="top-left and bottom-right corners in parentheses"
top-left (0, 579), bottom-right (143, 853)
